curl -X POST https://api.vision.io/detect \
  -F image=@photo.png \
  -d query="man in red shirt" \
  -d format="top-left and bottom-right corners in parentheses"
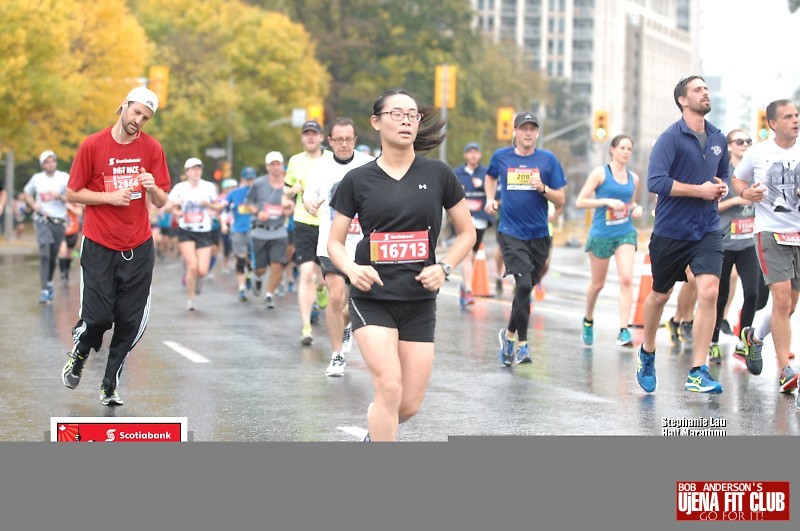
top-left (61, 86), bottom-right (171, 406)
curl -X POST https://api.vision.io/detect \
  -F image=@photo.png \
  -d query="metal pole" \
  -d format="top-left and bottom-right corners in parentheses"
top-left (4, 150), bottom-right (14, 240)
top-left (439, 64), bottom-right (448, 164)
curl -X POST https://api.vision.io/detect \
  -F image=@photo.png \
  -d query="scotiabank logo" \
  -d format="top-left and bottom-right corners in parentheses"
top-left (52, 417), bottom-right (187, 442)
top-left (676, 482), bottom-right (790, 521)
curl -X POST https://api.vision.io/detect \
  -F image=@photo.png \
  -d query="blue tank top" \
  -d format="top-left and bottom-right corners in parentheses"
top-left (589, 165), bottom-right (636, 238)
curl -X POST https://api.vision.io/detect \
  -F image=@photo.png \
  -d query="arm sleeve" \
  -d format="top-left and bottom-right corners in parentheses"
top-left (329, 174), bottom-right (357, 218)
top-left (67, 138), bottom-right (94, 191)
top-left (486, 153), bottom-right (502, 181)
top-left (149, 142), bottom-right (171, 192)
top-left (284, 157), bottom-right (299, 188)
top-left (647, 133), bottom-right (676, 196)
top-left (441, 165), bottom-right (466, 210)
top-left (733, 149), bottom-right (754, 182)
top-left (23, 177), bottom-right (35, 196)
top-left (717, 141), bottom-right (730, 182)
top-left (545, 153), bottom-right (567, 190)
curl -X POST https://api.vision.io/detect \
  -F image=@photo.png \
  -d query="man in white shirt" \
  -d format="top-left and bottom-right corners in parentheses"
top-left (24, 150), bottom-right (70, 303)
top-left (305, 118), bottom-right (373, 376)
top-left (732, 98), bottom-right (800, 394)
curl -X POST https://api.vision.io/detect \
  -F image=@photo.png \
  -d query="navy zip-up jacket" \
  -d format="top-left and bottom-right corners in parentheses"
top-left (648, 117), bottom-right (729, 241)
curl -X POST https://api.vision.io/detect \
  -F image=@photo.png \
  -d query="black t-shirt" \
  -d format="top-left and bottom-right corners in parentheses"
top-left (331, 155), bottom-right (465, 300)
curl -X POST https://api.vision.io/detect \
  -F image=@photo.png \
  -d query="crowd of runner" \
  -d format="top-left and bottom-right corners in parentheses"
top-left (13, 80), bottom-right (799, 438)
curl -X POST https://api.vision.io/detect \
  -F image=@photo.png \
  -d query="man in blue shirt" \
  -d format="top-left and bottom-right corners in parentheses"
top-left (484, 112), bottom-right (567, 366)
top-left (226, 166), bottom-right (256, 301)
top-left (454, 142), bottom-right (493, 308)
top-left (636, 75), bottom-right (729, 394)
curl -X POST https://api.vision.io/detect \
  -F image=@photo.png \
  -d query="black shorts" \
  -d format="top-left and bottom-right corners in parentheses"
top-left (649, 231), bottom-right (723, 294)
top-left (65, 233), bottom-right (79, 249)
top-left (177, 228), bottom-right (214, 249)
top-left (292, 221), bottom-right (319, 265)
top-left (473, 228), bottom-right (486, 254)
top-left (209, 229), bottom-right (221, 246)
top-left (252, 237), bottom-right (289, 269)
top-left (349, 298), bottom-right (436, 343)
top-left (497, 232), bottom-right (551, 284)
top-left (319, 255), bottom-right (346, 278)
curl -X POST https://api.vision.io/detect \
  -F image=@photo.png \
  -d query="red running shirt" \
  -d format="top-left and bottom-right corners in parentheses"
top-left (68, 127), bottom-right (171, 251)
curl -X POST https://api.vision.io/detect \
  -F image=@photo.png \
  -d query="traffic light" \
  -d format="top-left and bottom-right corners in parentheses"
top-left (434, 65), bottom-right (457, 109)
top-left (148, 66), bottom-right (169, 108)
top-left (497, 107), bottom-right (514, 141)
top-left (593, 110), bottom-right (608, 141)
top-left (306, 103), bottom-right (324, 126)
top-left (757, 109), bottom-right (769, 141)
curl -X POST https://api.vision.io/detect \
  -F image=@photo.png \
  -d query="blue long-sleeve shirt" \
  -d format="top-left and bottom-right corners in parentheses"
top-left (648, 117), bottom-right (729, 240)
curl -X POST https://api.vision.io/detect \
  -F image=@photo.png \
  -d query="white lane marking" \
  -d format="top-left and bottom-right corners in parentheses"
top-left (337, 426), bottom-right (368, 440)
top-left (163, 340), bottom-right (211, 364)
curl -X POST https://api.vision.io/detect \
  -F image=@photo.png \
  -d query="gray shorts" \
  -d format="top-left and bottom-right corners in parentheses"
top-left (757, 231), bottom-right (800, 290)
top-left (35, 218), bottom-right (66, 247)
top-left (252, 237), bottom-right (289, 270)
top-left (231, 232), bottom-right (250, 256)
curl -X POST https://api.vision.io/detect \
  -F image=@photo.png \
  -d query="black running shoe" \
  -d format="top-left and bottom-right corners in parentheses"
top-left (62, 348), bottom-right (88, 389)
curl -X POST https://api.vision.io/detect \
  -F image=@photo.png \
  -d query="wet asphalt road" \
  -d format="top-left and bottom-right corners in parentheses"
top-left (1, 239), bottom-right (799, 441)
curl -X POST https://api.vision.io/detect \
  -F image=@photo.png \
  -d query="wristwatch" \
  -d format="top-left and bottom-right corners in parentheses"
top-left (541, 184), bottom-right (548, 194)
top-left (438, 261), bottom-right (451, 281)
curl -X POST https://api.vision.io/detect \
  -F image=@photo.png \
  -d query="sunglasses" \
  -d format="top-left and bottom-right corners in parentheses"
top-left (729, 138), bottom-right (752, 146)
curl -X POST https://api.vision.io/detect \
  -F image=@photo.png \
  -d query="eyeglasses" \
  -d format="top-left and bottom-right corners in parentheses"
top-left (729, 138), bottom-right (752, 146)
top-left (330, 137), bottom-right (356, 145)
top-left (376, 110), bottom-right (424, 122)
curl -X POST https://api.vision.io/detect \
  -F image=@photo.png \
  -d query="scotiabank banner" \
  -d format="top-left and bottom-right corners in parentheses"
top-left (51, 417), bottom-right (188, 442)
top-left (676, 481), bottom-right (790, 521)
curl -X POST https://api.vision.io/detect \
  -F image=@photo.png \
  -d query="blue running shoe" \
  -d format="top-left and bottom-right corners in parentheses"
top-left (636, 345), bottom-right (657, 392)
top-left (310, 303), bottom-right (321, 324)
top-left (616, 328), bottom-right (633, 347)
top-left (46, 282), bottom-right (55, 302)
top-left (581, 318), bottom-right (593, 346)
top-left (685, 364), bottom-right (723, 393)
top-left (39, 290), bottom-right (50, 304)
top-left (515, 342), bottom-right (531, 364)
top-left (498, 328), bottom-right (515, 367)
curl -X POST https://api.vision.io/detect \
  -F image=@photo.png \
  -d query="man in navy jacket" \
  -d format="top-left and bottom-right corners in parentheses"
top-left (636, 75), bottom-right (729, 395)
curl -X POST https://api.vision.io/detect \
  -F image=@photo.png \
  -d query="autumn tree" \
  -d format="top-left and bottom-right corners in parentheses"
top-left (132, 0), bottom-right (330, 175)
top-left (0, 0), bottom-right (148, 166)
top-left (250, 0), bottom-right (546, 162)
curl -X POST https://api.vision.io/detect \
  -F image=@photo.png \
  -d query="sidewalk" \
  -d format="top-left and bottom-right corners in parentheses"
top-left (0, 228), bottom-right (37, 257)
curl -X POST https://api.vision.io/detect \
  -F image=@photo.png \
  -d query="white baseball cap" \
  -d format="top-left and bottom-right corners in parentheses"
top-left (184, 157), bottom-right (203, 169)
top-left (39, 150), bottom-right (57, 166)
top-left (116, 86), bottom-right (159, 115)
top-left (265, 151), bottom-right (284, 164)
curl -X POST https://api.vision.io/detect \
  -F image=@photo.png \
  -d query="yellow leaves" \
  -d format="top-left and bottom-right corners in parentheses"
top-left (0, 0), bottom-right (147, 161)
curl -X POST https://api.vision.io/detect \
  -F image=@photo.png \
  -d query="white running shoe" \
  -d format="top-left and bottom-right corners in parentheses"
top-left (326, 352), bottom-right (346, 377)
top-left (342, 322), bottom-right (353, 353)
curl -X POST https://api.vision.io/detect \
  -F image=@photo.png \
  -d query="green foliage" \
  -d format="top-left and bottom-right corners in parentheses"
top-left (0, 0), bottom-right (148, 189)
top-left (253, 0), bottom-right (548, 163)
top-left (133, 0), bottom-right (330, 177)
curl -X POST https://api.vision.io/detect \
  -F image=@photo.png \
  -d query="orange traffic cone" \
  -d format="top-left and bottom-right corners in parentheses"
top-left (630, 253), bottom-right (652, 328)
top-left (472, 243), bottom-right (491, 297)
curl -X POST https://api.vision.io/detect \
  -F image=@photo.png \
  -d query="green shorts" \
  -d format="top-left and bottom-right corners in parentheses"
top-left (585, 231), bottom-right (638, 259)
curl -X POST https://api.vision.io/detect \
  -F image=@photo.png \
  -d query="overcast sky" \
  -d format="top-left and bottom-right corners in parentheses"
top-left (699, 0), bottom-right (800, 105)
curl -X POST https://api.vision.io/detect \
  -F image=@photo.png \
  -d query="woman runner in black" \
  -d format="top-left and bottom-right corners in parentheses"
top-left (328, 89), bottom-right (475, 441)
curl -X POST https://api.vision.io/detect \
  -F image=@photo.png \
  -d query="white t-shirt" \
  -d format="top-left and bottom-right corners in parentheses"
top-left (168, 179), bottom-right (218, 232)
top-left (24, 171), bottom-right (70, 219)
top-left (734, 139), bottom-right (800, 234)
top-left (305, 151), bottom-right (373, 258)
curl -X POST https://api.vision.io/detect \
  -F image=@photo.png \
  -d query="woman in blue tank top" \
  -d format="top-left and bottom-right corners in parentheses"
top-left (576, 134), bottom-right (643, 347)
